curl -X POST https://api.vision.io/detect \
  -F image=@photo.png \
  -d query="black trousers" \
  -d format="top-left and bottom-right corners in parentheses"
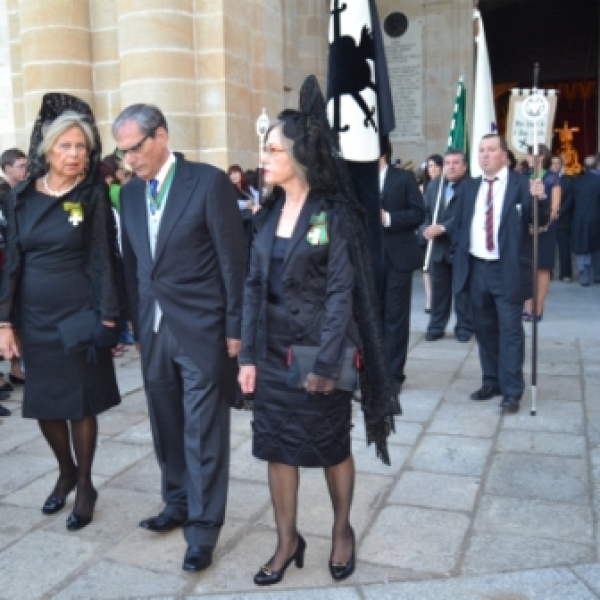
top-left (383, 260), bottom-right (413, 384)
top-left (556, 227), bottom-right (572, 279)
top-left (468, 257), bottom-right (525, 398)
top-left (428, 258), bottom-right (472, 336)
top-left (143, 321), bottom-right (230, 547)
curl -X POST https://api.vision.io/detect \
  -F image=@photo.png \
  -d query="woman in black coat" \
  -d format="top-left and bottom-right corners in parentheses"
top-left (238, 77), bottom-right (399, 586)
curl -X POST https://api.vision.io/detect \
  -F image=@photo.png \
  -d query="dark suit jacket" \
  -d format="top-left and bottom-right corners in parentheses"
top-left (422, 175), bottom-right (470, 263)
top-left (557, 175), bottom-right (574, 230)
top-left (452, 170), bottom-right (550, 303)
top-left (239, 194), bottom-right (359, 379)
top-left (380, 167), bottom-right (424, 272)
top-left (120, 156), bottom-right (246, 396)
top-left (571, 171), bottom-right (600, 253)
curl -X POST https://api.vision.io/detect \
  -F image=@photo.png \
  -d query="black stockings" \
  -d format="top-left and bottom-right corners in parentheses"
top-left (265, 456), bottom-right (355, 569)
top-left (39, 416), bottom-right (98, 517)
top-left (266, 462), bottom-right (300, 571)
top-left (324, 456), bottom-right (355, 564)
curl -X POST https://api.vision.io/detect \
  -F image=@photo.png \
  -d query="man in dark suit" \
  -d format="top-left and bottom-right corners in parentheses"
top-left (452, 134), bottom-right (547, 413)
top-left (379, 137), bottom-right (425, 388)
top-left (113, 105), bottom-right (245, 572)
top-left (551, 156), bottom-right (574, 282)
top-left (571, 156), bottom-right (600, 285)
top-left (422, 149), bottom-right (472, 342)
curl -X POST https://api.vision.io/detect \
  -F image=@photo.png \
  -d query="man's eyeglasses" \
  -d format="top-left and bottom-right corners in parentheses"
top-left (9, 162), bottom-right (27, 170)
top-left (262, 145), bottom-right (286, 158)
top-left (115, 131), bottom-right (154, 160)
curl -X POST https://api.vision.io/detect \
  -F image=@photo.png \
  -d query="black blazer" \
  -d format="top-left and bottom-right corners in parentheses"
top-left (571, 172), bottom-right (600, 254)
top-left (239, 194), bottom-right (359, 380)
top-left (380, 167), bottom-right (425, 272)
top-left (120, 157), bottom-right (246, 396)
top-left (422, 174), bottom-right (470, 263)
top-left (452, 170), bottom-right (549, 303)
top-left (556, 175), bottom-right (574, 231)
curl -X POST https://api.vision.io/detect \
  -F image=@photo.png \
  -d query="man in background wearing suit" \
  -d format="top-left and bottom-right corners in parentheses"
top-left (379, 136), bottom-right (425, 389)
top-left (422, 149), bottom-right (472, 342)
top-left (113, 105), bottom-right (245, 572)
top-left (452, 134), bottom-right (547, 413)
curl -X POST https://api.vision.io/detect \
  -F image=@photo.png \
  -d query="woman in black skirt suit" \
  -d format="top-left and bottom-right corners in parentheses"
top-left (0, 93), bottom-right (125, 530)
top-left (238, 77), bottom-right (400, 586)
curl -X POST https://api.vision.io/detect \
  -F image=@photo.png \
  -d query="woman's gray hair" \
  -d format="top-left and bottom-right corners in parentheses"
top-left (112, 104), bottom-right (168, 138)
top-left (38, 111), bottom-right (95, 157)
top-left (267, 121), bottom-right (308, 186)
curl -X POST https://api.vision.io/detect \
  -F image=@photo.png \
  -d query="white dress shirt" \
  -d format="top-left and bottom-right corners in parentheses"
top-left (379, 165), bottom-right (391, 228)
top-left (147, 152), bottom-right (176, 331)
top-left (470, 165), bottom-right (508, 260)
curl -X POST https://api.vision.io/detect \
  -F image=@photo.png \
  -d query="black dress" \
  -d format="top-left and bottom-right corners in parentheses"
top-left (241, 197), bottom-right (357, 468)
top-left (2, 186), bottom-right (121, 420)
top-left (536, 170), bottom-right (560, 270)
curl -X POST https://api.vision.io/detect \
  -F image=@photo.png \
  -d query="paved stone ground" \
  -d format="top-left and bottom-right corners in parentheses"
top-left (0, 275), bottom-right (599, 599)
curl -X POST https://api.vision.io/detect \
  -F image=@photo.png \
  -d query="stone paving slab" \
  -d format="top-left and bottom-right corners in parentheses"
top-left (427, 402), bottom-right (500, 437)
top-left (485, 453), bottom-right (589, 504)
top-left (361, 567), bottom-right (599, 599)
top-left (473, 495), bottom-right (594, 544)
top-left (389, 471), bottom-right (480, 512)
top-left (463, 532), bottom-right (594, 575)
top-left (496, 430), bottom-right (587, 457)
top-left (53, 560), bottom-right (187, 599)
top-left (0, 531), bottom-right (101, 599)
top-left (361, 505), bottom-right (470, 574)
top-left (410, 434), bottom-right (492, 476)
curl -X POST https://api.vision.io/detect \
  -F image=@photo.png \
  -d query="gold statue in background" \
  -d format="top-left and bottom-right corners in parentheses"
top-left (555, 121), bottom-right (582, 175)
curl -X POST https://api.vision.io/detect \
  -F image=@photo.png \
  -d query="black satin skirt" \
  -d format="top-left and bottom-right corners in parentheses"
top-left (252, 303), bottom-right (353, 467)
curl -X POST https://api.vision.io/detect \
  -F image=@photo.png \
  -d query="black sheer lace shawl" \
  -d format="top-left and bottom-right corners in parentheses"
top-left (256, 76), bottom-right (401, 465)
top-left (0, 92), bottom-right (126, 325)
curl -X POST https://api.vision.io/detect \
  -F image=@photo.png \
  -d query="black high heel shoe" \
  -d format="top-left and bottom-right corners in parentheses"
top-left (9, 373), bottom-right (25, 385)
top-left (254, 534), bottom-right (306, 586)
top-left (42, 471), bottom-right (79, 515)
top-left (66, 488), bottom-right (98, 531)
top-left (329, 527), bottom-right (355, 581)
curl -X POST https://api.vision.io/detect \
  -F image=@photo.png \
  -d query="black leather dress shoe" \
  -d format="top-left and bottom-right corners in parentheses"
top-left (66, 489), bottom-right (98, 531)
top-left (182, 545), bottom-right (213, 572)
top-left (426, 332), bottom-right (444, 341)
top-left (0, 382), bottom-right (13, 392)
top-left (0, 404), bottom-right (10, 417)
top-left (470, 386), bottom-right (502, 401)
top-left (9, 373), bottom-right (25, 385)
top-left (139, 513), bottom-right (184, 532)
top-left (456, 334), bottom-right (471, 343)
top-left (0, 390), bottom-right (10, 401)
top-left (500, 396), bottom-right (520, 413)
top-left (42, 472), bottom-right (78, 515)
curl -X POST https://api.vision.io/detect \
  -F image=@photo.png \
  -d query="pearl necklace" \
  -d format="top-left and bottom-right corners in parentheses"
top-left (43, 174), bottom-right (81, 198)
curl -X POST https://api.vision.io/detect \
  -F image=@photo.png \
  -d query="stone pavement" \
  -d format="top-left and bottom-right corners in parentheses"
top-left (0, 276), bottom-right (599, 599)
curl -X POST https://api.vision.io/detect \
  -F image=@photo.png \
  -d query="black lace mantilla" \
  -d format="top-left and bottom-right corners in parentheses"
top-left (0, 93), bottom-right (126, 324)
top-left (257, 76), bottom-right (401, 464)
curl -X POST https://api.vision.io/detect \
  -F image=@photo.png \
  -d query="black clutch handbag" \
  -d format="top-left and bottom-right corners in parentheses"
top-left (57, 309), bottom-right (100, 354)
top-left (286, 345), bottom-right (360, 391)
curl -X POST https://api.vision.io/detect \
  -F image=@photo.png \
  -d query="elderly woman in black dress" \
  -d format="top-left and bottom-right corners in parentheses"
top-left (0, 93), bottom-right (124, 530)
top-left (238, 77), bottom-right (399, 586)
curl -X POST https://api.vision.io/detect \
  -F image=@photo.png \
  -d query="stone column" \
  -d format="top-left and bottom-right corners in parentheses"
top-left (90, 0), bottom-right (120, 149)
top-left (6, 0), bottom-right (24, 149)
top-left (117, 0), bottom-right (197, 158)
top-left (19, 0), bottom-right (93, 134)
